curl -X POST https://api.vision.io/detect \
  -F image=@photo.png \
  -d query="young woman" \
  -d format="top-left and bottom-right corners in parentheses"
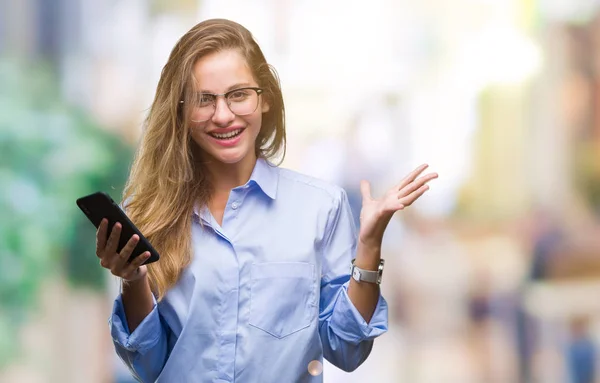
top-left (96, 18), bottom-right (437, 383)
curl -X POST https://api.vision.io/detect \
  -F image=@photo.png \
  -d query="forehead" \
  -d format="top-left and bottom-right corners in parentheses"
top-left (192, 49), bottom-right (255, 92)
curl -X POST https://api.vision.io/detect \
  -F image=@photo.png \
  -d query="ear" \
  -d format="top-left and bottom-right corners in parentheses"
top-left (261, 99), bottom-right (270, 113)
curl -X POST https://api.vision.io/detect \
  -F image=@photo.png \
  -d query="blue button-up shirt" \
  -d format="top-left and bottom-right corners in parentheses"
top-left (109, 158), bottom-right (388, 382)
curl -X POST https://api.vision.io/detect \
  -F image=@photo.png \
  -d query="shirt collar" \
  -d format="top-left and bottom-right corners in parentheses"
top-left (248, 157), bottom-right (278, 200)
top-left (192, 157), bottom-right (279, 221)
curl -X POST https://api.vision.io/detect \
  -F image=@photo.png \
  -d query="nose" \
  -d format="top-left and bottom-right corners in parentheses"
top-left (211, 96), bottom-right (235, 126)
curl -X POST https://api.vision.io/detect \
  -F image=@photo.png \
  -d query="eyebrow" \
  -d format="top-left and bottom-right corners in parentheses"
top-left (199, 82), bottom-right (253, 94)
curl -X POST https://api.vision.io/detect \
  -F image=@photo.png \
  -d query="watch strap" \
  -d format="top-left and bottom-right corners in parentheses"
top-left (351, 259), bottom-right (384, 284)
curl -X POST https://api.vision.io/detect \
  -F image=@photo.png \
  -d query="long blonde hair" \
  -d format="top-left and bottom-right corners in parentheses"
top-left (122, 19), bottom-right (286, 300)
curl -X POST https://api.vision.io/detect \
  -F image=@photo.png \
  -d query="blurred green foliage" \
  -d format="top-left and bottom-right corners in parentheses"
top-left (574, 141), bottom-right (600, 216)
top-left (0, 58), bottom-right (132, 366)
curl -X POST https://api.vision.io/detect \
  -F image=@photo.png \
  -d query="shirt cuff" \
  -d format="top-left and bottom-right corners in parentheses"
top-left (108, 294), bottom-right (162, 355)
top-left (329, 282), bottom-right (389, 344)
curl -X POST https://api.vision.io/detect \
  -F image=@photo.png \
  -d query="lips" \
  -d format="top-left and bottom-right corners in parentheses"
top-left (203, 126), bottom-right (246, 148)
top-left (208, 128), bottom-right (244, 140)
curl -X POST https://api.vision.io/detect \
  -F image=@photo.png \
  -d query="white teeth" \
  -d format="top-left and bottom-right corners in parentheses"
top-left (211, 129), bottom-right (242, 139)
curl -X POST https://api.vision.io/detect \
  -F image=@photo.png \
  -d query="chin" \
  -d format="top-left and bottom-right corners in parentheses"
top-left (215, 155), bottom-right (245, 164)
top-left (208, 148), bottom-right (253, 165)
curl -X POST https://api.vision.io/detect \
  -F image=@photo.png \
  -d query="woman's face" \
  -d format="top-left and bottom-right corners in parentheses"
top-left (188, 49), bottom-right (269, 167)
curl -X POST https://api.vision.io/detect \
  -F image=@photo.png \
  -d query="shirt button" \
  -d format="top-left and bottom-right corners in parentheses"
top-left (231, 201), bottom-right (240, 210)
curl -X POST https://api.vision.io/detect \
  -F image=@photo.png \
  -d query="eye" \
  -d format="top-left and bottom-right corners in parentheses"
top-left (198, 94), bottom-right (215, 106)
top-left (228, 89), bottom-right (250, 102)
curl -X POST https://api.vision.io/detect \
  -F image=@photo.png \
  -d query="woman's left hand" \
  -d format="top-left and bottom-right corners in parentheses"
top-left (358, 164), bottom-right (438, 248)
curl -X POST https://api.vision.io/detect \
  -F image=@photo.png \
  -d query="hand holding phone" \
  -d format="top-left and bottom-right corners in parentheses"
top-left (76, 192), bottom-right (160, 280)
top-left (96, 219), bottom-right (150, 281)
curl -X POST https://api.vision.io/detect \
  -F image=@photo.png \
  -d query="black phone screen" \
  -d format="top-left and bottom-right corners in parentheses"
top-left (76, 192), bottom-right (160, 265)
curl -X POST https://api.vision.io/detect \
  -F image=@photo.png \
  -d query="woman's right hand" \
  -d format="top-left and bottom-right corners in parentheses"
top-left (96, 218), bottom-right (150, 282)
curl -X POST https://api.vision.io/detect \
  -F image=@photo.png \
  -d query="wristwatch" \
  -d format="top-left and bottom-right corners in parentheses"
top-left (351, 259), bottom-right (385, 284)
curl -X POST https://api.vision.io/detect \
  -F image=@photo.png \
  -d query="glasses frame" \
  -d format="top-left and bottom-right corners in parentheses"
top-left (180, 87), bottom-right (264, 122)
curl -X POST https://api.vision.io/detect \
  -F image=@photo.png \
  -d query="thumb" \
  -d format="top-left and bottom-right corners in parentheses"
top-left (360, 180), bottom-right (372, 202)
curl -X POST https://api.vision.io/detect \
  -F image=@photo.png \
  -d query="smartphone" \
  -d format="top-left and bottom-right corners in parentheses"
top-left (76, 191), bottom-right (160, 265)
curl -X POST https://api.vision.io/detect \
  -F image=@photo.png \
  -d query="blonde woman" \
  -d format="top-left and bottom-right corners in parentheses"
top-left (96, 19), bottom-right (437, 383)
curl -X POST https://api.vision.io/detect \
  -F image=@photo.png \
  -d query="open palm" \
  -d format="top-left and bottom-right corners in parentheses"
top-left (358, 164), bottom-right (438, 247)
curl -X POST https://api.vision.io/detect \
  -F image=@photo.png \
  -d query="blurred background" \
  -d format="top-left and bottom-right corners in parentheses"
top-left (1, 0), bottom-right (600, 382)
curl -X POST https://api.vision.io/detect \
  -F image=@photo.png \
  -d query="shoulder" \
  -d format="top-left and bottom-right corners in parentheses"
top-left (277, 166), bottom-right (348, 205)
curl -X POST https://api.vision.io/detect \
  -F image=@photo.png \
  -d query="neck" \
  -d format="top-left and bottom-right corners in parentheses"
top-left (205, 154), bottom-right (258, 194)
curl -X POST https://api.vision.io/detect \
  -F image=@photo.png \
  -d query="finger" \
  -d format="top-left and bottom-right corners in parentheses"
top-left (114, 234), bottom-right (140, 270)
top-left (398, 172), bottom-right (438, 197)
top-left (105, 222), bottom-right (122, 255)
top-left (122, 252), bottom-right (151, 278)
top-left (100, 256), bottom-right (110, 269)
top-left (96, 219), bottom-right (108, 255)
top-left (399, 184), bottom-right (430, 207)
top-left (395, 164), bottom-right (429, 190)
top-left (360, 180), bottom-right (372, 202)
top-left (387, 200), bottom-right (405, 212)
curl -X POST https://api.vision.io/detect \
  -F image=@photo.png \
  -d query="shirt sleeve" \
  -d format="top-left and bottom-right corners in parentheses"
top-left (109, 294), bottom-right (169, 382)
top-left (318, 188), bottom-right (389, 372)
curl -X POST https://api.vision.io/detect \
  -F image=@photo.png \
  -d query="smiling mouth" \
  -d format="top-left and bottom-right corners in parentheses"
top-left (208, 128), bottom-right (244, 140)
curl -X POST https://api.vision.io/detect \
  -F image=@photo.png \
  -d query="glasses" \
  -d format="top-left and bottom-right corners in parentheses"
top-left (181, 87), bottom-right (264, 122)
